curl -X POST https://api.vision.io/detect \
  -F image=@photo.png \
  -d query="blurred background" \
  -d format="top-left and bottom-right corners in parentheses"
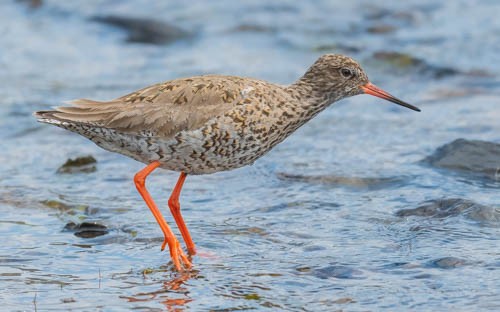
top-left (0, 0), bottom-right (499, 311)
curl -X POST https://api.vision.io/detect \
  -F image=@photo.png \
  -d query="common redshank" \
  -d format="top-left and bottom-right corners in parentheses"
top-left (35, 54), bottom-right (420, 271)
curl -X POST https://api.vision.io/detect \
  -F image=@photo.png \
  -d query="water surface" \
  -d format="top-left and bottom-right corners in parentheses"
top-left (0, 1), bottom-right (499, 310)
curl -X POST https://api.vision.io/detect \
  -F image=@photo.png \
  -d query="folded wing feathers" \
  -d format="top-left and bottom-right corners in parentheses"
top-left (35, 76), bottom-right (245, 138)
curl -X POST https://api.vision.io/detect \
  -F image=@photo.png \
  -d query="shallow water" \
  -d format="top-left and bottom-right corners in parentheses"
top-left (1, 0), bottom-right (499, 311)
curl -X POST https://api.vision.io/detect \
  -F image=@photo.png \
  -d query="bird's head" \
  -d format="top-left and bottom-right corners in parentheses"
top-left (300, 54), bottom-right (420, 111)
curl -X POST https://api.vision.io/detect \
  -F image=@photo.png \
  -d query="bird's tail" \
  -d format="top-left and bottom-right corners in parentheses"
top-left (33, 110), bottom-right (65, 126)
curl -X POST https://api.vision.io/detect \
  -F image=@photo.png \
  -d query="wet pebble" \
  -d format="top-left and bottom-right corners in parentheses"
top-left (230, 24), bottom-right (276, 33)
top-left (396, 198), bottom-right (500, 223)
top-left (63, 221), bottom-right (109, 238)
top-left (312, 265), bottom-right (364, 279)
top-left (40, 199), bottom-right (95, 215)
top-left (366, 24), bottom-right (397, 34)
top-left (91, 15), bottom-right (191, 45)
top-left (364, 7), bottom-right (417, 24)
top-left (422, 139), bottom-right (500, 181)
top-left (427, 257), bottom-right (468, 269)
top-left (412, 273), bottom-right (432, 279)
top-left (329, 297), bottom-right (354, 304)
top-left (277, 172), bottom-right (406, 190)
top-left (312, 43), bottom-right (361, 54)
top-left (372, 51), bottom-right (460, 79)
top-left (57, 155), bottom-right (97, 174)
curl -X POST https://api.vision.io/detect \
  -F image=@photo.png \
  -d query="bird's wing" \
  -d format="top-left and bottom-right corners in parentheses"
top-left (41, 75), bottom-right (252, 138)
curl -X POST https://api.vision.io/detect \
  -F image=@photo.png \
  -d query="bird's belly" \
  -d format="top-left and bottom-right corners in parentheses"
top-left (85, 126), bottom-right (266, 175)
top-left (84, 116), bottom-right (291, 175)
top-left (154, 126), bottom-right (268, 175)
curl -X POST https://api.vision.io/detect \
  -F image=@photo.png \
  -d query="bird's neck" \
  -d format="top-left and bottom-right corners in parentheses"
top-left (285, 76), bottom-right (340, 119)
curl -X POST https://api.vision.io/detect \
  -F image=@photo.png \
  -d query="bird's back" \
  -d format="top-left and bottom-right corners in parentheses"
top-left (37, 75), bottom-right (270, 137)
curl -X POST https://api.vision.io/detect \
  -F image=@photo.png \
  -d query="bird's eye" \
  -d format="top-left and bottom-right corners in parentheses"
top-left (340, 68), bottom-right (353, 78)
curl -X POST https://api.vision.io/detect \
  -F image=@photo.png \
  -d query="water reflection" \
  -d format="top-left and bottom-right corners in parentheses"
top-left (121, 270), bottom-right (197, 311)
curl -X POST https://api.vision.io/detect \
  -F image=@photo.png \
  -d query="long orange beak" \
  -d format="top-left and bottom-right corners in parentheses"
top-left (361, 82), bottom-right (420, 112)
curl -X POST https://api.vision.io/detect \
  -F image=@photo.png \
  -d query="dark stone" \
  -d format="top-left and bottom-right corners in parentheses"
top-left (277, 172), bottom-right (407, 190)
top-left (63, 221), bottom-right (77, 231)
top-left (312, 43), bottom-right (361, 54)
top-left (231, 24), bottom-right (276, 33)
top-left (427, 257), bottom-right (468, 269)
top-left (64, 221), bottom-right (109, 238)
top-left (367, 24), bottom-right (397, 34)
top-left (40, 200), bottom-right (91, 215)
top-left (57, 155), bottom-right (97, 174)
top-left (413, 273), bottom-right (432, 279)
top-left (422, 139), bottom-right (500, 181)
top-left (91, 15), bottom-right (191, 45)
top-left (313, 265), bottom-right (363, 279)
top-left (396, 198), bottom-right (500, 222)
top-left (373, 52), bottom-right (423, 67)
top-left (43, 200), bottom-right (76, 211)
top-left (373, 51), bottom-right (461, 79)
top-left (364, 8), bottom-right (417, 23)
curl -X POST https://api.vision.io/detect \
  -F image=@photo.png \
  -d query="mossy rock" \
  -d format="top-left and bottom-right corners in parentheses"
top-left (57, 155), bottom-right (97, 174)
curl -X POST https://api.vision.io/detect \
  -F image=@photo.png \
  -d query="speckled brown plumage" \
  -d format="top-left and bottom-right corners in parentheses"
top-left (35, 54), bottom-right (419, 174)
top-left (34, 54), bottom-right (419, 271)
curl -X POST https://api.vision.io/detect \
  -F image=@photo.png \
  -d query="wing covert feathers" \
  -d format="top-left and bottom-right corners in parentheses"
top-left (34, 75), bottom-right (253, 138)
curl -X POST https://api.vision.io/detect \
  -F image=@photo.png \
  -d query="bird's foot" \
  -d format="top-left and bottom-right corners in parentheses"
top-left (161, 237), bottom-right (192, 271)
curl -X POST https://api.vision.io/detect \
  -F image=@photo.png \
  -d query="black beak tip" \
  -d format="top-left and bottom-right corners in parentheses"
top-left (400, 102), bottom-right (421, 112)
top-left (410, 105), bottom-right (421, 112)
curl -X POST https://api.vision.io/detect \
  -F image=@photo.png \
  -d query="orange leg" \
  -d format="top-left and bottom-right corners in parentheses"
top-left (168, 172), bottom-right (196, 255)
top-left (134, 161), bottom-right (191, 271)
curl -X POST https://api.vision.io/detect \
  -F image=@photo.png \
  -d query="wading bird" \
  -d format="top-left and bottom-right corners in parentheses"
top-left (35, 54), bottom-right (420, 271)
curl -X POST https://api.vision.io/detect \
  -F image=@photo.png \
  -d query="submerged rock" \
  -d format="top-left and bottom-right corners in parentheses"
top-left (396, 198), bottom-right (500, 223)
top-left (366, 24), bottom-right (397, 34)
top-left (363, 7), bottom-right (418, 36)
top-left (64, 221), bottom-right (109, 238)
top-left (422, 139), bottom-right (500, 181)
top-left (426, 257), bottom-right (468, 269)
top-left (40, 199), bottom-right (90, 214)
top-left (91, 15), bottom-right (191, 45)
top-left (277, 172), bottom-right (406, 190)
top-left (312, 43), bottom-right (361, 54)
top-left (364, 7), bottom-right (417, 24)
top-left (373, 51), bottom-right (460, 78)
top-left (312, 265), bottom-right (364, 279)
top-left (230, 24), bottom-right (276, 33)
top-left (57, 155), bottom-right (97, 174)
